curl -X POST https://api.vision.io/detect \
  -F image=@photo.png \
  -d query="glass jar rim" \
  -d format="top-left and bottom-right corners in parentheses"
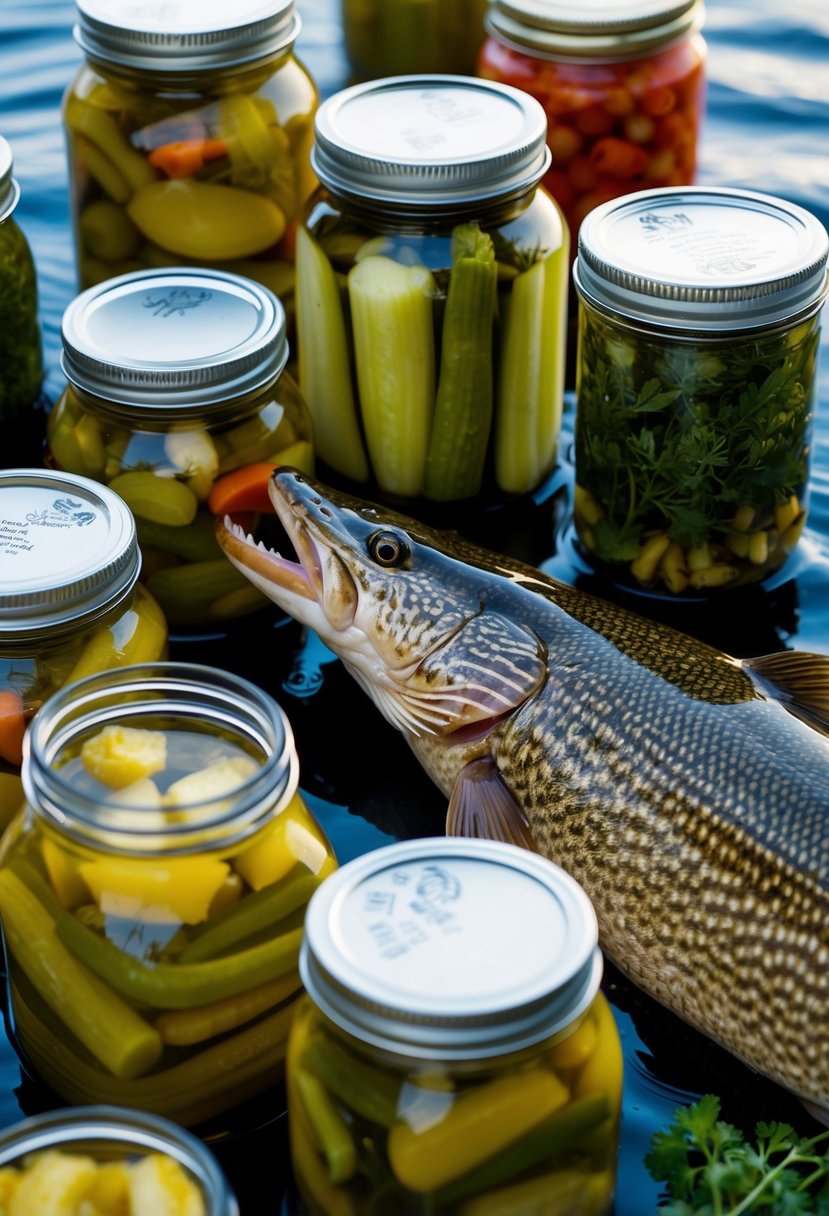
top-left (0, 1105), bottom-right (238, 1215)
top-left (22, 661), bottom-right (299, 856)
top-left (485, 0), bottom-right (704, 61)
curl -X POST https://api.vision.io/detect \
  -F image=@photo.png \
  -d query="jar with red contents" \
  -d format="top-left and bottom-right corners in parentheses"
top-left (477, 0), bottom-right (707, 241)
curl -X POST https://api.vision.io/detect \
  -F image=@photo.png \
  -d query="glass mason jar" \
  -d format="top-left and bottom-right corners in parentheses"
top-left (0, 135), bottom-right (43, 427)
top-left (0, 1105), bottom-right (238, 1214)
top-left (297, 76), bottom-right (570, 513)
top-left (287, 838), bottom-right (622, 1216)
top-left (478, 0), bottom-right (707, 241)
top-left (0, 662), bottom-right (337, 1128)
top-left (342, 0), bottom-right (489, 80)
top-left (0, 468), bottom-right (167, 830)
top-left (573, 186), bottom-right (829, 595)
top-left (47, 267), bottom-right (314, 629)
top-left (64, 0), bottom-right (318, 303)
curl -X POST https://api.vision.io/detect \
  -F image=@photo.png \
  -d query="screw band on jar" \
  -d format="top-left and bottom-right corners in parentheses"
top-left (572, 185), bottom-right (829, 596)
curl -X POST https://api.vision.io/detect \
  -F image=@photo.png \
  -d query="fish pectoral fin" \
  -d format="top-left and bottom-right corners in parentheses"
top-left (446, 757), bottom-right (536, 850)
top-left (744, 650), bottom-right (829, 736)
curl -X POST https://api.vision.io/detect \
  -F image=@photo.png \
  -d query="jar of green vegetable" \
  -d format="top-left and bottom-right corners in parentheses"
top-left (573, 186), bottom-right (829, 595)
top-left (64, 0), bottom-right (318, 302)
top-left (0, 468), bottom-right (167, 832)
top-left (0, 1106), bottom-right (239, 1214)
top-left (287, 838), bottom-right (621, 1216)
top-left (0, 136), bottom-right (43, 430)
top-left (0, 662), bottom-right (337, 1128)
top-left (47, 267), bottom-right (314, 629)
top-left (296, 75), bottom-right (570, 512)
top-left (342, 0), bottom-right (489, 79)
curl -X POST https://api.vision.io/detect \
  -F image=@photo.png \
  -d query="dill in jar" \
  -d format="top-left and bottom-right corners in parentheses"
top-left (0, 212), bottom-right (42, 423)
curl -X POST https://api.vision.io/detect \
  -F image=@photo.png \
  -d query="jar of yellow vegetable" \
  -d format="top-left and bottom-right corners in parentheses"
top-left (64, 0), bottom-right (317, 302)
top-left (0, 468), bottom-right (167, 831)
top-left (0, 1105), bottom-right (238, 1214)
top-left (0, 662), bottom-right (337, 1128)
top-left (47, 267), bottom-right (314, 629)
top-left (297, 75), bottom-right (570, 511)
top-left (287, 838), bottom-right (621, 1216)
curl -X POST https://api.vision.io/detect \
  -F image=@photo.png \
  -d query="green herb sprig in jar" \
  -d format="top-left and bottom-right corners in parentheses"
top-left (573, 187), bottom-right (828, 596)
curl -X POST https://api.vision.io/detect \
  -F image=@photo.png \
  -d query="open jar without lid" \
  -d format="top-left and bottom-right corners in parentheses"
top-left (64, 0), bottom-right (318, 297)
top-left (0, 661), bottom-right (337, 1128)
top-left (47, 267), bottom-right (313, 629)
top-left (572, 185), bottom-right (829, 596)
top-left (287, 837), bottom-right (621, 1215)
top-left (477, 0), bottom-right (707, 241)
top-left (0, 1105), bottom-right (238, 1214)
top-left (0, 468), bottom-right (167, 827)
top-left (297, 74), bottom-right (570, 515)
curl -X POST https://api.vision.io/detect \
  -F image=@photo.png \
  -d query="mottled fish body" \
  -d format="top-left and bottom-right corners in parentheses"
top-left (217, 470), bottom-right (829, 1109)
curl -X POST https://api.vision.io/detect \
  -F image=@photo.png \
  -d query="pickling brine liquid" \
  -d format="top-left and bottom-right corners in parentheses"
top-left (0, 691), bottom-right (337, 1128)
top-left (288, 993), bottom-right (621, 1215)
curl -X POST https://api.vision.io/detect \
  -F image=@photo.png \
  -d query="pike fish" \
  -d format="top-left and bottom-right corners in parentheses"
top-left (217, 469), bottom-right (829, 1110)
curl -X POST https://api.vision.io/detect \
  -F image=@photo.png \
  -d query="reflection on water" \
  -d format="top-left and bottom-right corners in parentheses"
top-left (1, 0), bottom-right (829, 1212)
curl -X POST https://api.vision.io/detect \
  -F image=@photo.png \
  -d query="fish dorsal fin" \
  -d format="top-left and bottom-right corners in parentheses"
top-left (744, 650), bottom-right (829, 736)
top-left (446, 757), bottom-right (537, 850)
top-left (408, 613), bottom-right (547, 734)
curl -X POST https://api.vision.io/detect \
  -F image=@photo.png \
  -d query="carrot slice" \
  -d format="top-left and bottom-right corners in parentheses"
top-left (0, 690), bottom-right (26, 767)
top-left (148, 138), bottom-right (227, 179)
top-left (207, 463), bottom-right (279, 516)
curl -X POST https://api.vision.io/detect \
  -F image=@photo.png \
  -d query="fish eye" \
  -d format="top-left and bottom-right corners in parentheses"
top-left (367, 530), bottom-right (410, 568)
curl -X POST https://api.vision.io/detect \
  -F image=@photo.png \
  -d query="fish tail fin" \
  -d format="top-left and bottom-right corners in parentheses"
top-left (744, 650), bottom-right (829, 736)
top-left (446, 757), bottom-right (537, 850)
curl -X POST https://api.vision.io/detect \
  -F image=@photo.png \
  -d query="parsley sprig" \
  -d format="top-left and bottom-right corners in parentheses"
top-left (646, 1094), bottom-right (829, 1214)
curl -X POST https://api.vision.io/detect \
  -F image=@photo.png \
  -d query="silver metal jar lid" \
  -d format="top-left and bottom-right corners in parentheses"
top-left (61, 268), bottom-right (288, 410)
top-left (0, 136), bottom-right (21, 224)
top-left (74, 0), bottom-right (300, 73)
top-left (0, 1107), bottom-right (238, 1215)
top-left (0, 469), bottom-right (140, 639)
top-left (301, 837), bottom-right (602, 1061)
top-left (311, 76), bottom-right (551, 209)
top-left (485, 0), bottom-right (704, 60)
top-left (574, 186), bottom-right (829, 333)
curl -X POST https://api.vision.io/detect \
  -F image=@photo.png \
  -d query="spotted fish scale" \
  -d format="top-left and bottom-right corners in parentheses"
top-left (217, 470), bottom-right (829, 1110)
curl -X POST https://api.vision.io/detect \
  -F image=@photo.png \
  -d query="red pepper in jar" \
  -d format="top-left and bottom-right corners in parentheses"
top-left (477, 0), bottom-right (707, 244)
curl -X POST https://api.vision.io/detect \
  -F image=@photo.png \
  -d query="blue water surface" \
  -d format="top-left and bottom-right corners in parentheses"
top-left (1, 1), bottom-right (828, 1213)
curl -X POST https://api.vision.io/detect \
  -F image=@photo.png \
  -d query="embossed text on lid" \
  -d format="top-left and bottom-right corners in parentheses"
top-left (0, 469), bottom-right (139, 637)
top-left (574, 186), bottom-right (829, 331)
top-left (312, 76), bottom-right (551, 208)
top-left (75, 0), bottom-right (300, 72)
top-left (301, 837), bottom-right (602, 1059)
top-left (61, 268), bottom-right (288, 409)
top-left (0, 136), bottom-right (20, 224)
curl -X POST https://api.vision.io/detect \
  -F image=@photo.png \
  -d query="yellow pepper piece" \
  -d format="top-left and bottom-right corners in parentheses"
top-left (269, 438), bottom-right (315, 476)
top-left (108, 471), bottom-right (199, 527)
top-left (630, 533), bottom-right (670, 585)
top-left (0, 1166), bottom-right (19, 1205)
top-left (82, 1161), bottom-right (130, 1215)
top-left (460, 1167), bottom-right (614, 1216)
top-left (388, 1067), bottom-right (570, 1193)
top-left (574, 993), bottom-right (623, 1113)
top-left (127, 181), bottom-right (286, 260)
top-left (7, 1149), bottom-right (98, 1215)
top-left (65, 585), bottom-right (168, 686)
top-left (164, 756), bottom-right (258, 809)
top-left (549, 1010), bottom-right (598, 1071)
top-left (80, 725), bottom-right (167, 789)
top-left (127, 1153), bottom-right (206, 1216)
top-left (234, 791), bottom-right (336, 890)
top-left (41, 836), bottom-right (91, 910)
top-left (79, 854), bottom-right (231, 925)
top-left (659, 541), bottom-right (689, 595)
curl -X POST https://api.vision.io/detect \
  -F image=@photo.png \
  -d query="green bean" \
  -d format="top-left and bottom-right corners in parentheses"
top-left (56, 911), bottom-right (303, 1009)
top-left (180, 867), bottom-right (319, 963)
top-left (136, 512), bottom-right (222, 562)
top-left (295, 1067), bottom-right (358, 1183)
top-left (302, 1036), bottom-right (401, 1127)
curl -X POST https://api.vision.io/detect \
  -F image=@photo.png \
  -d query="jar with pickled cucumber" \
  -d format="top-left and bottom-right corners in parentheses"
top-left (47, 267), bottom-right (314, 629)
top-left (0, 468), bottom-right (167, 832)
top-left (573, 186), bottom-right (829, 595)
top-left (0, 136), bottom-right (43, 431)
top-left (0, 662), bottom-right (337, 1129)
top-left (64, 0), bottom-right (318, 304)
top-left (297, 76), bottom-right (569, 513)
top-left (0, 1106), bottom-right (238, 1215)
top-left (478, 0), bottom-right (707, 242)
top-left (342, 0), bottom-right (489, 79)
top-left (287, 838), bottom-right (621, 1216)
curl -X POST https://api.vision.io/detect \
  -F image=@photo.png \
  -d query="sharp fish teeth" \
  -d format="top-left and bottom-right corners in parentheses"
top-left (223, 515), bottom-right (281, 558)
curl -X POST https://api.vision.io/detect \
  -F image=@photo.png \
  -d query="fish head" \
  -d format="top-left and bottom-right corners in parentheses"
top-left (216, 469), bottom-right (547, 740)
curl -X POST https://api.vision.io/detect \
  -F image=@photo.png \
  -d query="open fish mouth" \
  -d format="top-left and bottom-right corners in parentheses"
top-left (215, 510), bottom-right (322, 605)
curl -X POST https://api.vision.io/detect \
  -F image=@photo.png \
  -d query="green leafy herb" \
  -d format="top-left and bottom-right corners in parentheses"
top-left (575, 309), bottom-right (818, 558)
top-left (646, 1094), bottom-right (829, 1214)
top-left (0, 216), bottom-right (42, 422)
